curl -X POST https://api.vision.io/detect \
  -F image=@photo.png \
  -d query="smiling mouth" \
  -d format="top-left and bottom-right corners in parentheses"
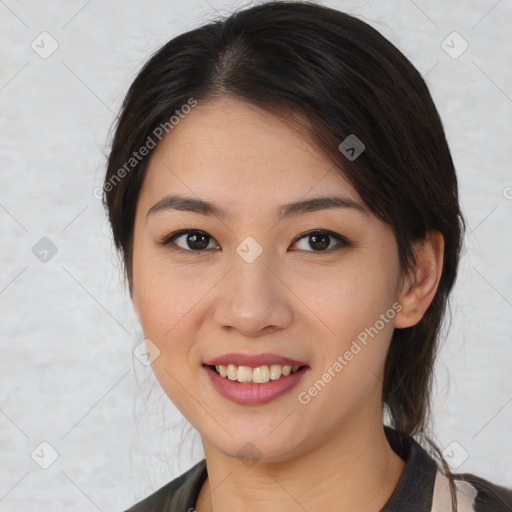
top-left (204, 363), bottom-right (309, 384)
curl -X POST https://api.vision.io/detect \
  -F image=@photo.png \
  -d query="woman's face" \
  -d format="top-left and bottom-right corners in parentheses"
top-left (131, 97), bottom-right (404, 462)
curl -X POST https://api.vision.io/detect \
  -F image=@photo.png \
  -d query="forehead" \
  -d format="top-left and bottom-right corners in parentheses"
top-left (140, 97), bottom-right (359, 212)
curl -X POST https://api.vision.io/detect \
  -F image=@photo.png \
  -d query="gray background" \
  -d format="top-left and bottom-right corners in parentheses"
top-left (1, 0), bottom-right (511, 510)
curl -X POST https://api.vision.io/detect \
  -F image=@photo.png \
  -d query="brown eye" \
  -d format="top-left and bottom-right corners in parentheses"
top-left (291, 230), bottom-right (352, 252)
top-left (162, 230), bottom-right (218, 251)
top-left (160, 229), bottom-right (352, 254)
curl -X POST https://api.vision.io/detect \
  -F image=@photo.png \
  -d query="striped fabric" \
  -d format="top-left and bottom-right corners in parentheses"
top-left (124, 427), bottom-right (512, 511)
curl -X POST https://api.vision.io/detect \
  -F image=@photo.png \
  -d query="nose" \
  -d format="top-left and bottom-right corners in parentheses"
top-left (212, 250), bottom-right (294, 337)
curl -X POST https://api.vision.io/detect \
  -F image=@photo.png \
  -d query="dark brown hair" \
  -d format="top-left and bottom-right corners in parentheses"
top-left (103, 1), bottom-right (465, 507)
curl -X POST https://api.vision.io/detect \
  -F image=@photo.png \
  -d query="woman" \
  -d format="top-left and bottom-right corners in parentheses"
top-left (102, 2), bottom-right (512, 511)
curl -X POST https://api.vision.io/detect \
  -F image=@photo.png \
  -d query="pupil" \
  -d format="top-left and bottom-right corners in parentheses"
top-left (189, 232), bottom-right (209, 250)
top-left (310, 233), bottom-right (329, 250)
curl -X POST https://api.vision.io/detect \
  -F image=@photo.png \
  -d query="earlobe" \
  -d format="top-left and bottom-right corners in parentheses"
top-left (394, 230), bottom-right (444, 329)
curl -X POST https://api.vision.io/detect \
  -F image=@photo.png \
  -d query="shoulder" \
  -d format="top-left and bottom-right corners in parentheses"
top-left (386, 427), bottom-right (512, 512)
top-left (433, 469), bottom-right (512, 512)
top-left (454, 472), bottom-right (512, 512)
top-left (123, 459), bottom-right (207, 512)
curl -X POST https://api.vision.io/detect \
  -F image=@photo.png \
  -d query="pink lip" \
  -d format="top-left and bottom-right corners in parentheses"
top-left (203, 365), bottom-right (309, 405)
top-left (203, 352), bottom-right (308, 367)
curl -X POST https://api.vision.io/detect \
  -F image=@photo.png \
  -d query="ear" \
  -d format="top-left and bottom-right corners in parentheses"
top-left (394, 230), bottom-right (444, 329)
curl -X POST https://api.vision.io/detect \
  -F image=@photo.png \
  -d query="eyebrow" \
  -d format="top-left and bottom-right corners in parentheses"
top-left (146, 194), bottom-right (367, 221)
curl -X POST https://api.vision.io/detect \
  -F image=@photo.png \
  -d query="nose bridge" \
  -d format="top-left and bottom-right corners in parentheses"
top-left (233, 245), bottom-right (274, 296)
top-left (213, 241), bottom-right (293, 334)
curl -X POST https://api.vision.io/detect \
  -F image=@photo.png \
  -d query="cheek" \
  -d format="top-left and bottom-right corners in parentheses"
top-left (298, 253), bottom-right (399, 393)
top-left (136, 274), bottom-right (193, 337)
top-left (132, 236), bottom-right (205, 337)
top-left (301, 256), bottom-right (399, 339)
top-left (134, 271), bottom-right (208, 365)
top-left (132, 265), bottom-right (207, 411)
top-left (131, 250), bottom-right (224, 393)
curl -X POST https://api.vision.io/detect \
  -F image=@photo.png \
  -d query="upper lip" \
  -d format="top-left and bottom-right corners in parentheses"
top-left (203, 352), bottom-right (308, 368)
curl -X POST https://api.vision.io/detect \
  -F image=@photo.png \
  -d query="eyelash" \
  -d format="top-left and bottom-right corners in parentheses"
top-left (158, 229), bottom-right (353, 255)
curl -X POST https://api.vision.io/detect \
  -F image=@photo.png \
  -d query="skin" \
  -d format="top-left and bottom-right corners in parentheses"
top-left (130, 97), bottom-right (444, 512)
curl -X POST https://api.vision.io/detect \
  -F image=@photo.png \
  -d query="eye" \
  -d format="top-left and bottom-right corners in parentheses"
top-left (159, 229), bottom-right (352, 254)
top-left (291, 230), bottom-right (352, 253)
top-left (160, 230), bottom-right (219, 252)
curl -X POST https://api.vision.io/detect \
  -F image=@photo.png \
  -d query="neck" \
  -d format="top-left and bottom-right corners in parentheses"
top-left (195, 413), bottom-right (405, 512)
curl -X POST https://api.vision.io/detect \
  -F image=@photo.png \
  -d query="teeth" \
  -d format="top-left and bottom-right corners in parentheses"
top-left (269, 364), bottom-right (282, 380)
top-left (237, 365), bottom-right (253, 383)
top-left (253, 366), bottom-right (269, 383)
top-left (215, 364), bottom-right (302, 383)
top-left (226, 364), bottom-right (237, 380)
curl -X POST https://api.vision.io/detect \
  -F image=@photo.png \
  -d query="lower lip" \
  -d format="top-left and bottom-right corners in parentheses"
top-left (203, 365), bottom-right (309, 405)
